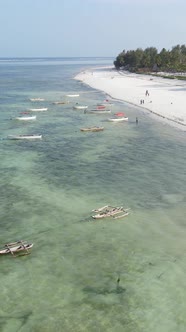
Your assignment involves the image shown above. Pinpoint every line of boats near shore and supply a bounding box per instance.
[7,94,129,139]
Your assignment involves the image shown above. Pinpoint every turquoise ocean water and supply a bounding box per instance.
[0,58,186,332]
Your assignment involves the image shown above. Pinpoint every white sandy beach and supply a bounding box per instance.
[75,66,186,130]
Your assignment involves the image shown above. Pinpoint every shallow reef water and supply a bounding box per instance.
[0,58,186,332]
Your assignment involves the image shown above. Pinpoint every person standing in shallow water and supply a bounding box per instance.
[136,117,138,124]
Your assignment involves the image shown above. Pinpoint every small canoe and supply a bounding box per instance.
[8,134,42,140]
[29,108,48,112]
[80,126,104,132]
[15,115,36,121]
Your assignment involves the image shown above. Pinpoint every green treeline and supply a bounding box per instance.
[114,45,186,73]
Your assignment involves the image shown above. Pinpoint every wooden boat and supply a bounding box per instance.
[92,206,124,219]
[15,115,36,121]
[92,206,130,219]
[29,108,48,112]
[92,205,110,212]
[0,240,33,257]
[73,105,88,110]
[8,134,42,140]
[113,212,130,219]
[53,101,69,105]
[29,98,45,101]
[66,94,79,97]
[80,126,104,132]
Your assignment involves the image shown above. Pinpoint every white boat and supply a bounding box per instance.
[108,112,128,122]
[73,105,88,110]
[66,94,79,97]
[8,134,42,140]
[108,117,128,122]
[0,241,33,256]
[86,109,111,114]
[29,98,45,101]
[15,115,36,121]
[29,108,48,112]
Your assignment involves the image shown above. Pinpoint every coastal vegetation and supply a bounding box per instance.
[114,45,186,76]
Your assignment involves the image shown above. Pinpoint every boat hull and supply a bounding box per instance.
[108,117,128,122]
[87,109,111,114]
[73,105,88,110]
[29,108,48,112]
[0,243,33,254]
[30,98,45,101]
[66,94,79,97]
[80,127,104,132]
[15,116,36,121]
[8,135,42,140]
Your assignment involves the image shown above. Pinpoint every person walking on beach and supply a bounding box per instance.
[145,90,149,96]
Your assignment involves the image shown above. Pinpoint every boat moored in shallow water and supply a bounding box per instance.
[108,112,128,122]
[29,98,45,101]
[73,104,88,110]
[15,115,36,121]
[86,109,111,114]
[8,134,42,140]
[29,108,48,112]
[80,126,104,132]
[66,94,79,97]
[92,206,130,219]
[0,240,34,257]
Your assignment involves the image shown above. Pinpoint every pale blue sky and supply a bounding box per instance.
[0,0,185,57]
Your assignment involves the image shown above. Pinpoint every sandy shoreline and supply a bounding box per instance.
[75,66,186,131]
